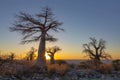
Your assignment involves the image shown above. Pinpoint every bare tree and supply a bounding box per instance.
[9,52,15,61]
[9,7,63,69]
[83,37,111,64]
[47,46,61,64]
[25,47,37,61]
[29,47,37,61]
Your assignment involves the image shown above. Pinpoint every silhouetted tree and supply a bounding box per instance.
[47,46,61,64]
[26,47,37,61]
[29,47,37,61]
[10,7,63,69]
[83,37,111,64]
[9,52,15,61]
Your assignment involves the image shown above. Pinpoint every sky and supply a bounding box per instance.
[0,0,120,59]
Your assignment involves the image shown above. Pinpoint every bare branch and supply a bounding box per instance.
[83,44,95,56]
[17,12,44,29]
[101,53,112,60]
[45,33,57,42]
[47,46,61,55]
[21,35,41,44]
[46,21,63,32]
[22,32,38,40]
[89,37,97,49]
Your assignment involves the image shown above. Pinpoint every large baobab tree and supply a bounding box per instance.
[46,46,61,64]
[83,37,111,64]
[9,7,63,68]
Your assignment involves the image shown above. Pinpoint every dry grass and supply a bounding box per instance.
[100,64,113,73]
[91,64,113,74]
[0,63,18,75]
[47,63,68,75]
[0,60,35,76]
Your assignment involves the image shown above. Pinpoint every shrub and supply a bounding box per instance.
[78,62,89,69]
[95,64,113,74]
[112,59,120,71]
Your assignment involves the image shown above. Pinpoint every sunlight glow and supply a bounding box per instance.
[45,53,50,60]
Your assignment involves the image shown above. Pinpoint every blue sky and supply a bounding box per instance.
[0,0,120,59]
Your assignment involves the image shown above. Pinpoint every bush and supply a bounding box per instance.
[77,62,89,69]
[95,64,113,74]
[112,59,120,71]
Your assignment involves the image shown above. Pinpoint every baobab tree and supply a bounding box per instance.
[83,37,111,64]
[9,7,63,69]
[46,46,61,64]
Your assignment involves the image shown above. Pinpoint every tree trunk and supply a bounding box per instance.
[94,56,101,64]
[35,33,46,69]
[50,54,54,64]
[95,48,101,64]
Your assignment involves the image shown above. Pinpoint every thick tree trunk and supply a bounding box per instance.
[35,33,46,69]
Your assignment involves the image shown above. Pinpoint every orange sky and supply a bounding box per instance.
[0,41,119,60]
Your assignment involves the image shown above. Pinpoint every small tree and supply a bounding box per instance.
[9,53,15,61]
[83,37,111,64]
[47,46,61,64]
[25,47,37,61]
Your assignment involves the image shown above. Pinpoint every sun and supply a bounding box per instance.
[45,53,50,60]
